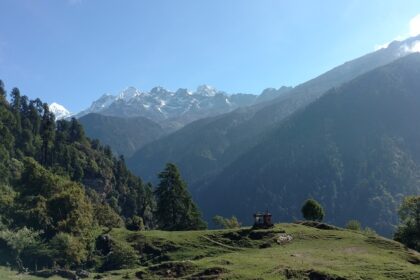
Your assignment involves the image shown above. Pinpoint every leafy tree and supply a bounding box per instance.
[212,215,241,229]
[345,220,362,231]
[155,163,206,231]
[394,196,420,251]
[0,227,42,271]
[301,199,325,222]
[93,202,124,229]
[17,158,94,238]
[48,233,88,267]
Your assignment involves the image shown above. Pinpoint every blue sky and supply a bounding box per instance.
[1,0,420,112]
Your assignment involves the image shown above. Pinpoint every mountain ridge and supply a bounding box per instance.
[195,53,420,235]
[127,35,420,188]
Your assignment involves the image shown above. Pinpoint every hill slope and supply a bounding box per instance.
[3,223,419,279]
[196,54,420,236]
[79,113,164,157]
[128,35,420,186]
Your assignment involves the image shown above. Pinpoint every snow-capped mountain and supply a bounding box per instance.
[49,102,72,120]
[76,85,258,128]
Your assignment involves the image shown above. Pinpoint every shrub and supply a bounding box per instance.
[301,199,324,222]
[101,239,138,271]
[126,215,144,231]
[212,215,241,229]
[345,220,361,231]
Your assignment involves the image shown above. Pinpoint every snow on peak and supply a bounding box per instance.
[75,84,259,124]
[118,86,143,100]
[49,102,71,120]
[195,85,218,96]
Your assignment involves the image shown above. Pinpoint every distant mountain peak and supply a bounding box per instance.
[75,85,262,127]
[117,86,143,100]
[49,102,71,120]
[195,85,218,96]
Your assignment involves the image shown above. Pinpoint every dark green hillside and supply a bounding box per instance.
[128,36,419,187]
[197,54,420,236]
[79,113,164,157]
[0,83,156,270]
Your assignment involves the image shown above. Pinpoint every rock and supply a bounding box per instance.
[276,234,293,244]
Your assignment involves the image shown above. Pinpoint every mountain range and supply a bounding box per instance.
[128,35,420,185]
[49,85,291,155]
[126,36,420,235]
[74,85,286,131]
[48,35,420,235]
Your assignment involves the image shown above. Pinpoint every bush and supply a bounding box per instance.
[101,239,138,271]
[126,216,144,231]
[345,220,361,231]
[212,215,241,229]
[363,227,377,236]
[48,233,88,268]
[301,199,324,222]
[94,203,124,229]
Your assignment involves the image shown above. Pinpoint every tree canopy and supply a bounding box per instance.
[301,199,325,222]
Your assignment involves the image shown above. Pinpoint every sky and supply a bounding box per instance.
[1,0,420,112]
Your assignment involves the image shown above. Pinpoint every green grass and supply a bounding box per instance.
[1,223,419,279]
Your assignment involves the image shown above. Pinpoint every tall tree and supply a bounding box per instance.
[0,80,6,102]
[394,196,420,251]
[155,163,206,231]
[39,103,55,165]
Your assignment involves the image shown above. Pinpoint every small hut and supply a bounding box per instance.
[253,210,273,229]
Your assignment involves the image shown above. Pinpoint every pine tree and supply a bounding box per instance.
[0,80,6,102]
[155,163,206,231]
[39,103,55,165]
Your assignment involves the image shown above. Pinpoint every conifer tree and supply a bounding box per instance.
[155,163,206,231]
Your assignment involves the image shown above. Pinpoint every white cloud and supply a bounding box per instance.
[401,40,420,54]
[409,14,420,36]
[373,14,420,50]
[374,42,390,51]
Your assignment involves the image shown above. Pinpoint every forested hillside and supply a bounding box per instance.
[0,82,157,270]
[196,54,420,236]
[79,113,164,157]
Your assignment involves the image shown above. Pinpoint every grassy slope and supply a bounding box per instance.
[1,223,419,280]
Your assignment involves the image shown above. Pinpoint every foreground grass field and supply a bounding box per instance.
[1,222,419,279]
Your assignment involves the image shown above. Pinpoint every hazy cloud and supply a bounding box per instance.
[374,14,420,50]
